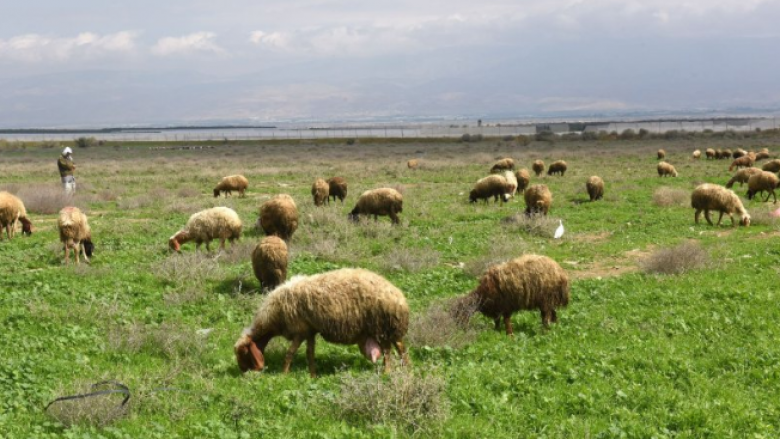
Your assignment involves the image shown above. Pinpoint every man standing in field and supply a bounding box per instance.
[58,147,76,195]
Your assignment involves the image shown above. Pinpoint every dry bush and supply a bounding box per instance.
[501,213,560,238]
[463,238,528,278]
[46,381,129,428]
[177,187,200,198]
[152,252,223,286]
[15,184,86,214]
[215,240,256,265]
[653,187,689,207]
[640,241,709,275]
[107,321,208,360]
[380,247,440,273]
[747,209,780,228]
[117,195,154,210]
[0,183,21,194]
[333,367,449,435]
[406,299,477,349]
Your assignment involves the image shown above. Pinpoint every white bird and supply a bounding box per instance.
[554,219,564,239]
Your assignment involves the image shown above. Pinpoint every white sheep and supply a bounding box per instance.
[57,207,94,264]
[169,206,242,252]
[691,183,750,227]
[349,188,403,224]
[0,191,33,240]
[747,171,780,203]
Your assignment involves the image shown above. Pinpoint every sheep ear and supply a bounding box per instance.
[248,340,264,370]
[236,338,264,372]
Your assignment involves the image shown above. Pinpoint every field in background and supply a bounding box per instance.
[1,135,780,438]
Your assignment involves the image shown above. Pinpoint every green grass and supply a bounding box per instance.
[2,137,780,438]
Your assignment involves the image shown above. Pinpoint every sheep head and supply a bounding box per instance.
[83,237,94,258]
[168,230,189,252]
[740,213,751,227]
[213,188,221,198]
[468,190,478,203]
[19,217,33,236]
[347,208,361,222]
[234,334,265,372]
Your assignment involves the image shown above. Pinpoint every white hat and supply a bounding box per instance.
[62,147,73,156]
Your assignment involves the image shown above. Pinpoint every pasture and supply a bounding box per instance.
[1,135,780,438]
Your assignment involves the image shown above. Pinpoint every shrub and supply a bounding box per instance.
[406,299,477,349]
[46,381,129,428]
[653,187,689,208]
[640,241,709,275]
[460,133,471,143]
[619,129,637,140]
[380,247,440,273]
[15,184,85,214]
[516,134,532,145]
[75,137,98,148]
[152,252,223,286]
[501,213,560,238]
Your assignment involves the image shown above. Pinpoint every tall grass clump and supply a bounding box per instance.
[501,213,560,238]
[641,241,709,275]
[653,187,689,207]
[152,252,223,286]
[46,381,129,428]
[380,247,440,273]
[406,299,477,349]
[15,184,86,214]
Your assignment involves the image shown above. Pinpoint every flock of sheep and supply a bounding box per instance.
[0,143,775,376]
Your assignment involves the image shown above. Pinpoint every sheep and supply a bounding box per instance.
[311,178,330,206]
[259,194,299,241]
[327,177,348,203]
[0,191,33,240]
[515,169,530,194]
[692,150,701,159]
[234,268,410,376]
[763,160,780,173]
[747,171,780,203]
[57,207,94,265]
[213,175,249,198]
[657,149,666,160]
[407,159,419,169]
[586,176,604,201]
[719,149,732,160]
[657,162,678,177]
[705,148,716,159]
[547,160,567,176]
[451,254,570,334]
[524,184,552,216]
[490,158,515,173]
[755,151,771,161]
[729,154,755,171]
[532,160,545,177]
[349,188,403,224]
[691,183,750,227]
[169,206,242,252]
[732,149,747,159]
[726,167,762,188]
[252,236,288,293]
[469,175,511,204]
[503,171,518,196]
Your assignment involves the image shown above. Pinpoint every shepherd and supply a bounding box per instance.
[58,147,76,195]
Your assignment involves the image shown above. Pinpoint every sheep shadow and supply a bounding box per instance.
[214,276,260,296]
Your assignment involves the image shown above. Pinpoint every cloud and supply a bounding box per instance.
[151,32,224,56]
[249,31,289,49]
[0,31,138,62]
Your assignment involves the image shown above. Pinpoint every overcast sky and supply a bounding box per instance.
[1,0,779,127]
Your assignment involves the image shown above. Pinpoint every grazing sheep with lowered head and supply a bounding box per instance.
[169,206,242,252]
[327,177,348,203]
[213,175,249,198]
[58,207,94,264]
[524,184,552,216]
[732,149,747,159]
[0,191,33,240]
[726,167,762,188]
[259,194,299,241]
[515,169,530,194]
[252,236,288,292]
[705,148,716,160]
[719,149,732,160]
[586,176,604,201]
[755,151,771,161]
[311,178,329,206]
[747,171,780,203]
[657,149,666,160]
[729,154,755,171]
[657,162,678,177]
[407,159,419,169]
[234,268,410,376]
[762,160,780,173]
[452,254,570,334]
[490,158,515,173]
[532,160,545,177]
[503,171,518,197]
[692,150,701,159]
[547,160,567,176]
[469,175,511,204]
[691,184,750,227]
[349,188,403,224]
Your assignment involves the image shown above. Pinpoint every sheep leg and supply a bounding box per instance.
[716,211,724,226]
[74,242,80,265]
[493,318,501,331]
[63,244,70,265]
[282,337,304,374]
[503,315,514,336]
[81,243,90,264]
[551,309,558,323]
[704,210,714,226]
[694,209,702,224]
[219,238,226,252]
[306,335,317,378]
[382,344,393,373]
[390,211,399,225]
[394,341,410,366]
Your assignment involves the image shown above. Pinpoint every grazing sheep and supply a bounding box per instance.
[452,255,570,333]
[515,169,530,194]
[657,162,678,177]
[586,176,604,201]
[349,188,404,224]
[762,160,780,173]
[719,149,732,160]
[469,175,512,204]
[259,194,299,241]
[657,149,666,160]
[57,207,94,265]
[407,159,419,169]
[234,268,410,376]
[692,150,701,159]
[729,155,755,171]
[252,236,288,292]
[311,178,330,206]
[755,151,771,161]
[705,148,716,160]
[524,184,552,216]
[547,160,567,176]
[169,206,243,252]
[732,149,747,159]
[691,183,750,227]
[0,191,33,240]
[503,171,518,196]
[726,167,762,188]
[747,171,780,203]
[327,177,348,203]
[213,175,249,198]
[490,158,515,173]
[532,160,545,177]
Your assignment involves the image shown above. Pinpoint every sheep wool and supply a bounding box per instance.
[657,149,666,160]
[311,178,330,206]
[547,160,567,176]
[252,236,288,292]
[0,191,33,240]
[407,159,419,169]
[692,150,701,159]
[515,169,530,194]
[706,148,716,160]
[234,268,410,376]
[762,160,780,173]
[747,171,780,203]
[726,167,762,188]
[503,171,518,196]
[691,183,750,227]
[349,188,404,224]
[453,254,570,334]
[586,176,604,201]
[169,206,242,252]
[532,160,545,177]
[732,149,746,159]
[524,184,552,216]
[213,175,249,198]
[326,177,348,203]
[729,155,755,171]
[490,158,515,173]
[57,207,93,264]
[469,175,511,204]
[755,151,771,161]
[259,194,299,241]
[657,162,678,177]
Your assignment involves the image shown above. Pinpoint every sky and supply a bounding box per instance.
[1,0,779,127]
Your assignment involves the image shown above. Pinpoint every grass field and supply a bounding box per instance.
[2,135,780,438]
